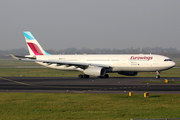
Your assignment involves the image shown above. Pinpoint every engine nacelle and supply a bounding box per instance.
[118,71,138,76]
[84,67,106,77]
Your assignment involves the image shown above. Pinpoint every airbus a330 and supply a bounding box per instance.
[11,31,176,79]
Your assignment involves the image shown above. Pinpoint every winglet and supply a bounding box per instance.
[10,54,20,60]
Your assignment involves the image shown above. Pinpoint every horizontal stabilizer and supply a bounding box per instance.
[10,54,36,60]
[10,54,19,60]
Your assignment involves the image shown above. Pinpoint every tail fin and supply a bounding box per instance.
[23,31,50,55]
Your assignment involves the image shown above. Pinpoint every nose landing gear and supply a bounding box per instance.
[156,71,160,79]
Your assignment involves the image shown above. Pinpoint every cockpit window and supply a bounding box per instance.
[164,59,172,61]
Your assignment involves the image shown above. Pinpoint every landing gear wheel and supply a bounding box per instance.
[78,74,83,78]
[156,71,160,79]
[104,74,109,78]
[78,74,90,79]
[84,75,90,78]
[98,74,109,78]
[156,75,160,79]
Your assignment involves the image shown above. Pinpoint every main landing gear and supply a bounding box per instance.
[78,74,90,78]
[98,74,109,78]
[156,71,160,79]
[78,74,109,79]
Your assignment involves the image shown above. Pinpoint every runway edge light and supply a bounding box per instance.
[165,79,168,83]
[129,92,133,96]
[144,92,149,97]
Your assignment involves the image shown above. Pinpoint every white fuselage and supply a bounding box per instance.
[35,54,176,73]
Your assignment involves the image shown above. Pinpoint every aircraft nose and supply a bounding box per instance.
[171,61,176,67]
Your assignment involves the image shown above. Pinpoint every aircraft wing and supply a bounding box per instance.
[10,54,110,69]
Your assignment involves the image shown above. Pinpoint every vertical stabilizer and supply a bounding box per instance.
[23,31,50,56]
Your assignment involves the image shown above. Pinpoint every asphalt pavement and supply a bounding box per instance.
[0,77,180,94]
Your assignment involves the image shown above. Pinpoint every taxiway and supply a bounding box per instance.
[0,77,180,94]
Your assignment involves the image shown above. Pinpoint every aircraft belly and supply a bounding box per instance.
[150,66,173,71]
[112,66,152,72]
[112,66,172,72]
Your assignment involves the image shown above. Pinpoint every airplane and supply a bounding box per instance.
[11,31,176,79]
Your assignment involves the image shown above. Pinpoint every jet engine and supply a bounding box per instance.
[84,67,106,77]
[118,71,138,76]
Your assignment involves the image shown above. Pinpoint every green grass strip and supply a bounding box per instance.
[0,93,180,120]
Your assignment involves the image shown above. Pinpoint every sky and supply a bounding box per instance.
[0,0,180,50]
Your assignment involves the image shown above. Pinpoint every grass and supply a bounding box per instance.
[0,68,179,77]
[0,68,82,77]
[0,93,180,120]
[174,60,180,66]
